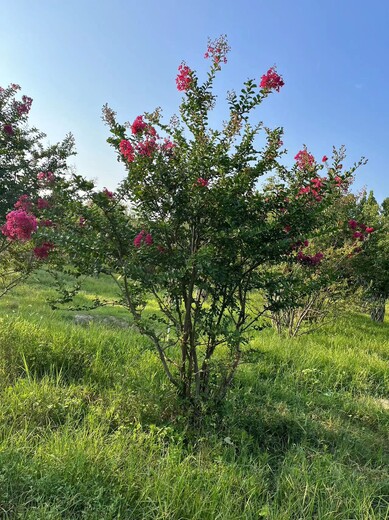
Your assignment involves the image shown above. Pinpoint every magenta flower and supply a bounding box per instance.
[33,242,54,259]
[196,177,209,187]
[103,188,114,199]
[176,63,193,91]
[131,116,147,135]
[136,138,158,157]
[295,149,315,170]
[3,124,14,135]
[259,67,284,92]
[134,230,153,248]
[1,209,37,241]
[14,195,32,212]
[37,198,50,210]
[37,171,55,184]
[119,140,135,163]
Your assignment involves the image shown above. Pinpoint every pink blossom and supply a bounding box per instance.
[131,116,147,135]
[136,138,157,157]
[79,217,86,227]
[353,231,364,240]
[322,155,328,162]
[334,175,343,187]
[204,35,230,67]
[298,186,311,196]
[365,227,374,234]
[103,188,114,199]
[134,230,153,248]
[310,177,323,190]
[119,140,135,163]
[259,67,284,92]
[37,171,55,184]
[348,220,358,230]
[297,250,324,266]
[1,209,37,241]
[33,242,54,259]
[295,149,315,170]
[195,177,209,187]
[144,233,153,245]
[15,95,33,116]
[37,198,50,210]
[161,138,176,153]
[39,219,53,227]
[3,124,13,135]
[14,195,32,212]
[176,63,193,91]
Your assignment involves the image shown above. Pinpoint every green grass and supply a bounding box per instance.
[0,271,388,519]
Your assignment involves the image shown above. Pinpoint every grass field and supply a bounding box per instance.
[0,271,388,519]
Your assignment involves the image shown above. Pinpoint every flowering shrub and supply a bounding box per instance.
[0,84,75,298]
[48,36,366,412]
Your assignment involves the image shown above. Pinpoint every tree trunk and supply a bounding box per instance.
[370,295,386,323]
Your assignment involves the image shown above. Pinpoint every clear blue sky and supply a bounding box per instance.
[2,0,388,201]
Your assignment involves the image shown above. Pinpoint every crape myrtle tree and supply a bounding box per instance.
[43,37,360,410]
[348,192,389,322]
[268,159,369,336]
[0,84,75,297]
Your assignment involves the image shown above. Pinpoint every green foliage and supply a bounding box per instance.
[348,192,389,321]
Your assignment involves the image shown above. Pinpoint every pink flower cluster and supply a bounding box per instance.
[136,138,158,157]
[37,171,55,184]
[297,177,325,202]
[134,230,153,248]
[131,115,157,137]
[33,242,54,259]
[259,67,284,92]
[103,188,114,199]
[348,220,374,241]
[176,63,193,92]
[37,198,50,210]
[1,209,37,241]
[291,239,309,251]
[161,138,176,153]
[3,124,14,136]
[204,35,230,67]
[297,250,324,266]
[195,177,208,187]
[119,140,135,163]
[120,132,175,163]
[14,195,32,212]
[14,95,33,116]
[295,149,315,170]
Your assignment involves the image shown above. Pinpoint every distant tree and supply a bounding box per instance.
[0,83,75,297]
[349,192,389,322]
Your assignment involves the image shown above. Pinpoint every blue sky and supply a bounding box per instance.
[1,0,388,201]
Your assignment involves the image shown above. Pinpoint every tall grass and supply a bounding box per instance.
[0,272,388,518]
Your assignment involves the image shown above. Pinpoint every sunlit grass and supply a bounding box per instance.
[0,272,388,518]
